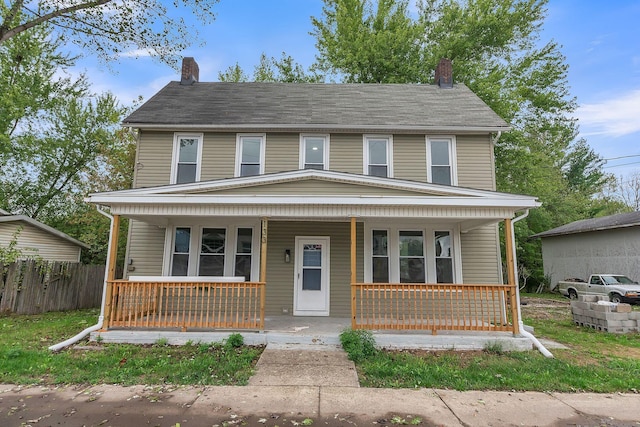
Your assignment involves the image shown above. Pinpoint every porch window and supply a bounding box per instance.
[300,135,329,170]
[171,227,191,276]
[236,134,265,177]
[366,225,459,284]
[198,228,225,276]
[435,231,453,283]
[427,137,456,185]
[364,136,393,177]
[399,231,425,283]
[234,228,253,280]
[171,134,203,184]
[372,230,389,282]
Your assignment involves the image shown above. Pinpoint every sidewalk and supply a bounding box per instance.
[1,345,638,427]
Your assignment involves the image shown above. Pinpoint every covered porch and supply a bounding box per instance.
[89,170,539,339]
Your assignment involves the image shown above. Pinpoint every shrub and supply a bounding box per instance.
[340,329,377,362]
[225,333,244,348]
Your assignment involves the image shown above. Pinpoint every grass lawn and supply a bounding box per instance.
[0,309,263,385]
[345,293,640,392]
[2,295,640,391]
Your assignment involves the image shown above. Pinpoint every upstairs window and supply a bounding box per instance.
[364,136,393,177]
[171,134,203,184]
[236,134,265,177]
[427,137,456,185]
[300,135,329,170]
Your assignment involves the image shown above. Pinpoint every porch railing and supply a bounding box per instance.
[351,283,519,334]
[104,280,266,330]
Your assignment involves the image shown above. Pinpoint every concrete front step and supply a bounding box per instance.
[248,344,360,387]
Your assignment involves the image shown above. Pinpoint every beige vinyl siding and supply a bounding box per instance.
[460,224,502,283]
[265,221,364,317]
[265,133,299,173]
[329,134,362,174]
[125,220,166,277]
[134,131,173,188]
[0,222,81,262]
[201,133,235,180]
[393,134,427,181]
[456,135,495,190]
[208,181,426,196]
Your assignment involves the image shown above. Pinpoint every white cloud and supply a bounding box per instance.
[577,89,640,137]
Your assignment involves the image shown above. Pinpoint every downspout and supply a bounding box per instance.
[510,209,554,358]
[49,206,113,351]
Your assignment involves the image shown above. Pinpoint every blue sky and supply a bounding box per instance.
[73,0,640,179]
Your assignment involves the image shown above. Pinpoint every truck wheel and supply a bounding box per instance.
[610,294,622,304]
[568,289,578,300]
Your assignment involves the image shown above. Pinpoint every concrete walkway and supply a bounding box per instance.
[1,345,638,426]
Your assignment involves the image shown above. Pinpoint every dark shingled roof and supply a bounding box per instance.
[123,82,509,130]
[531,211,640,239]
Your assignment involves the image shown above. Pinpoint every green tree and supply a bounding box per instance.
[219,52,323,83]
[1,23,135,264]
[0,0,218,65]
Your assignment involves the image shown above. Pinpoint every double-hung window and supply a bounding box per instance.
[364,136,393,177]
[169,225,257,280]
[300,135,329,170]
[366,225,458,284]
[171,134,203,184]
[236,134,265,177]
[427,137,456,185]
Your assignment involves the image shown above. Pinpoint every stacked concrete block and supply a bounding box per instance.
[570,295,639,334]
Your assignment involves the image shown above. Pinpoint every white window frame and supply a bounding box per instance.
[363,135,393,178]
[364,222,463,284]
[163,221,260,280]
[170,133,203,184]
[426,136,457,186]
[299,134,330,170]
[235,133,266,177]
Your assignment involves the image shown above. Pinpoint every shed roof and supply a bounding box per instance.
[0,215,90,249]
[531,211,640,239]
[123,82,509,132]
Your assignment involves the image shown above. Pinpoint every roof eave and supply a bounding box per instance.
[121,123,511,134]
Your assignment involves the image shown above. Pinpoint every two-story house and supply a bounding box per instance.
[88,58,539,337]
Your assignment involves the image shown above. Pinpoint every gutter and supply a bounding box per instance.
[49,206,113,352]
[510,209,554,358]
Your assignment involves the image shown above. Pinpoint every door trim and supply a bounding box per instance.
[293,236,330,316]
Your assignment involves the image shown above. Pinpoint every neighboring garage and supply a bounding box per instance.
[531,211,640,289]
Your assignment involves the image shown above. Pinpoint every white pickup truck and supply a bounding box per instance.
[557,274,640,304]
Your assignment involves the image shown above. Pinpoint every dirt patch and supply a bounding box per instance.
[520,296,572,321]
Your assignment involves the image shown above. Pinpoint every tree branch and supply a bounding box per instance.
[0,0,112,44]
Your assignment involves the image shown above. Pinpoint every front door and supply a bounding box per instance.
[294,237,330,316]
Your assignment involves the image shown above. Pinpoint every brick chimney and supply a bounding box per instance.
[181,57,199,85]
[434,58,453,88]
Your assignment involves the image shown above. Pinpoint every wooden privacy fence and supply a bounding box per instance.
[0,261,104,314]
[105,280,266,330]
[351,283,519,334]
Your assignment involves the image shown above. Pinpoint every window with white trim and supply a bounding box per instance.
[198,228,226,276]
[372,229,389,283]
[171,227,191,276]
[434,231,453,283]
[366,225,458,284]
[427,137,456,185]
[171,134,203,184]
[300,135,329,170]
[399,230,426,283]
[364,136,392,177]
[168,225,257,280]
[236,134,265,177]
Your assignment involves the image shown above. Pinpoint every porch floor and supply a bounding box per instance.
[91,316,536,351]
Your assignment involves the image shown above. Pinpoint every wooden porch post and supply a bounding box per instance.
[102,214,120,330]
[259,218,268,329]
[504,217,520,335]
[350,216,357,329]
